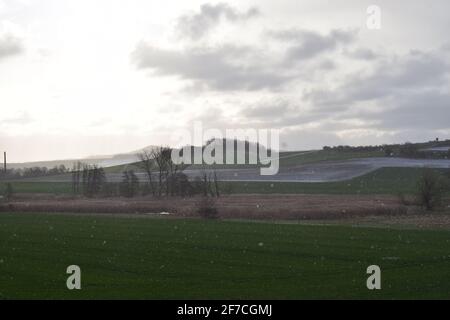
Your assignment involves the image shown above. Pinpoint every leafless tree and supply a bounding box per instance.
[417,169,445,210]
[139,146,188,197]
[198,169,220,198]
[137,150,156,196]
[80,165,106,198]
[151,147,166,197]
[71,161,83,194]
[213,170,220,198]
[120,170,139,198]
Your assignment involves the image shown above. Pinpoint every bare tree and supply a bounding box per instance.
[71,161,83,194]
[213,170,220,198]
[80,165,106,198]
[139,146,191,198]
[417,169,445,210]
[120,170,139,198]
[137,150,156,196]
[197,169,220,198]
[201,171,208,197]
[150,146,188,197]
[161,148,172,196]
[151,147,166,197]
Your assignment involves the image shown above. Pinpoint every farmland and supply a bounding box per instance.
[3,167,450,196]
[1,151,450,300]
[1,213,450,299]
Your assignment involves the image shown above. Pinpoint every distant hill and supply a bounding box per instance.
[5,145,159,170]
[5,138,448,171]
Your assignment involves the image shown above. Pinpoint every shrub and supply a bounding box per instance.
[417,169,446,210]
[197,196,218,219]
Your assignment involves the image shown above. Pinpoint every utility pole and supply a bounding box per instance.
[3,152,6,172]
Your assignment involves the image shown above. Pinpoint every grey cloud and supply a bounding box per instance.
[300,48,450,136]
[344,51,448,103]
[280,127,344,151]
[242,100,291,119]
[238,99,328,129]
[269,29,355,61]
[345,48,378,60]
[306,50,449,109]
[239,48,450,135]
[132,28,357,92]
[176,3,260,40]
[0,34,23,60]
[368,91,450,130]
[132,42,292,91]
[317,59,336,70]
[135,20,361,93]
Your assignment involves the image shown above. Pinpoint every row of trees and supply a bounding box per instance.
[0,165,69,180]
[136,147,220,198]
[71,163,106,197]
[395,143,450,159]
[322,145,383,153]
[323,141,450,159]
[68,147,221,199]
[137,147,183,197]
[322,143,424,156]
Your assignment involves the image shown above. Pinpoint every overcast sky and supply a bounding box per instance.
[1,0,449,162]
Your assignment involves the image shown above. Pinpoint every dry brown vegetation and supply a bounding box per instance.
[0,193,413,220]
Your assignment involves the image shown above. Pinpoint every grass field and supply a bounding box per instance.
[275,150,385,167]
[0,181,72,194]
[3,167,449,196]
[1,213,450,299]
[104,150,385,173]
[222,167,450,195]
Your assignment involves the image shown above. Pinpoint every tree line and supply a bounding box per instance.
[71,162,106,197]
[0,165,69,180]
[69,147,221,199]
[323,141,450,159]
[136,146,220,198]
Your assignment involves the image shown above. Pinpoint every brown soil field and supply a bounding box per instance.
[0,194,413,220]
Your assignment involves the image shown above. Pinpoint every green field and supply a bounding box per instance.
[3,167,449,196]
[222,167,450,195]
[104,150,385,173]
[1,213,450,299]
[0,181,72,194]
[275,150,384,167]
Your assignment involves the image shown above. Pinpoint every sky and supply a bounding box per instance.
[1,0,450,162]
